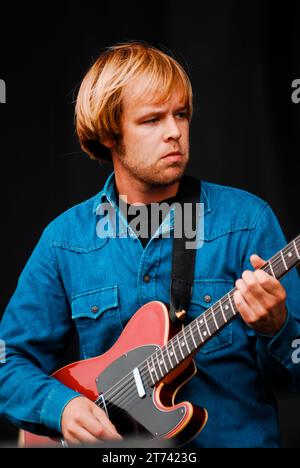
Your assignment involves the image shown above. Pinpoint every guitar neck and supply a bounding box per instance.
[145,234,300,385]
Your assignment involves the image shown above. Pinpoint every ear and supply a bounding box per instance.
[101,138,114,149]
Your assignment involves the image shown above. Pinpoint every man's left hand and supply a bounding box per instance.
[233,254,287,336]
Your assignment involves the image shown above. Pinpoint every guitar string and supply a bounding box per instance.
[94,262,300,418]
[93,291,293,416]
[93,244,300,418]
[92,242,300,415]
[94,285,276,415]
[92,286,241,411]
[92,240,300,416]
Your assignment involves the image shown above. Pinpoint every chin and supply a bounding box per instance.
[150,169,185,186]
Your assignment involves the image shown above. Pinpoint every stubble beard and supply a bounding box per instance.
[116,140,189,187]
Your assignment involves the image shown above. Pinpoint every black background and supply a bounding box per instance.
[0,0,299,447]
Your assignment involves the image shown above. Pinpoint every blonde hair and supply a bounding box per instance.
[75,41,193,162]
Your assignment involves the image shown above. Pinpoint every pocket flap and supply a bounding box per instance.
[189,279,233,354]
[190,279,233,308]
[71,285,118,320]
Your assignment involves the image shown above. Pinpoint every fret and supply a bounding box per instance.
[196,318,204,343]
[223,298,231,320]
[284,247,296,269]
[268,260,275,277]
[156,351,165,377]
[147,359,155,385]
[165,344,174,370]
[150,355,159,382]
[227,292,236,315]
[182,328,191,354]
[159,349,169,374]
[200,322,208,338]
[203,313,211,336]
[271,252,283,278]
[208,311,218,334]
[280,250,288,271]
[293,240,300,260]
[198,315,208,338]
[262,262,270,275]
[177,334,186,359]
[219,300,228,323]
[213,304,224,328]
[188,324,198,349]
[211,306,220,330]
[171,338,179,365]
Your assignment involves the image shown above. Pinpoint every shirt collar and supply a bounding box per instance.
[93,171,117,214]
[93,171,212,216]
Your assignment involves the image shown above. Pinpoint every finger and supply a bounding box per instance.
[88,414,122,441]
[233,290,256,323]
[65,426,104,446]
[79,412,113,440]
[92,407,122,440]
[253,269,287,300]
[63,433,81,446]
[243,269,279,304]
[250,254,266,269]
[236,272,271,312]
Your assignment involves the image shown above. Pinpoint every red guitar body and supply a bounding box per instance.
[23,301,207,447]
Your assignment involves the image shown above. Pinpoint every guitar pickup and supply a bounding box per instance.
[133,367,146,398]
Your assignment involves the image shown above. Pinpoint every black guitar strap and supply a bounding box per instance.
[169,175,201,325]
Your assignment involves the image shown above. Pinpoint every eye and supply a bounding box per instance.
[176,111,188,119]
[143,117,159,124]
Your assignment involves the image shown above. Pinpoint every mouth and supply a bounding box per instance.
[162,151,183,162]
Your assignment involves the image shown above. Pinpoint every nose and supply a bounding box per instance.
[163,116,182,141]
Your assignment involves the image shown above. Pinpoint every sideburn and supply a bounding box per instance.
[114,135,126,156]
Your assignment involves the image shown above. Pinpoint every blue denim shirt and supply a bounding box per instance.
[1,171,300,448]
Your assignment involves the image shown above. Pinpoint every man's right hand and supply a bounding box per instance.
[61,396,123,445]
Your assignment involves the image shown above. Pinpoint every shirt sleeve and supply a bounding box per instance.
[242,202,300,392]
[0,226,82,436]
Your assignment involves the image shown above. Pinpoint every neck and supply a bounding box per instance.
[144,234,300,386]
[114,171,180,205]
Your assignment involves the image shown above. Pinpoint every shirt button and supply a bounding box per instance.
[204,294,212,303]
[91,305,99,313]
[143,275,151,283]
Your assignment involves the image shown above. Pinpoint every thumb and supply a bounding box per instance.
[250,254,266,270]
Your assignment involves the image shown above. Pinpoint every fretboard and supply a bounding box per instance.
[145,234,300,386]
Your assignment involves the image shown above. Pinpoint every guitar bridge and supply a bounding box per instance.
[97,393,108,417]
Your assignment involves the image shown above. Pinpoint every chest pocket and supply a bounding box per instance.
[188,279,233,355]
[71,285,123,358]
[71,285,119,319]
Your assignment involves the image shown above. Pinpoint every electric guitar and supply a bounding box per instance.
[23,234,300,447]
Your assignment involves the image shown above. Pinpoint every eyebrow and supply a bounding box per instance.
[137,106,188,120]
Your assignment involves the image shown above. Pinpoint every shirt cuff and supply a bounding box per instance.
[40,382,82,433]
[256,310,299,366]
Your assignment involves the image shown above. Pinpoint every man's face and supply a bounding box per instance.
[111,79,190,187]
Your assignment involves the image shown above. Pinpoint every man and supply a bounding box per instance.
[0,41,300,448]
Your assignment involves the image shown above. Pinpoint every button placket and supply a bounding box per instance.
[138,245,160,304]
[143,275,151,283]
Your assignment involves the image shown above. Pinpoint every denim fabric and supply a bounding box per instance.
[0,171,300,447]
